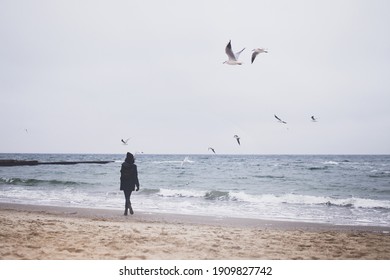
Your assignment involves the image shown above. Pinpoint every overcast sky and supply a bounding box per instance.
[1,0,390,154]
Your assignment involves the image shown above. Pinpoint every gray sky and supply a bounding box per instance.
[1,0,390,154]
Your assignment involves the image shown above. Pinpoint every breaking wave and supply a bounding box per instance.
[0,177,82,187]
[139,187,390,210]
[368,171,390,178]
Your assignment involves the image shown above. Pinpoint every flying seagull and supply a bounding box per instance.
[208,147,216,154]
[251,48,268,64]
[224,40,245,65]
[121,138,130,145]
[311,116,318,122]
[274,115,287,124]
[181,156,191,167]
[234,135,241,145]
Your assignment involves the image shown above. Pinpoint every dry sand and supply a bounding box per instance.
[1,203,389,260]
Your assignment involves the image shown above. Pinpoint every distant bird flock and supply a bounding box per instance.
[220,40,319,154]
[21,38,318,156]
[120,40,320,154]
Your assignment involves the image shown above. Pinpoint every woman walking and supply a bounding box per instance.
[120,152,140,215]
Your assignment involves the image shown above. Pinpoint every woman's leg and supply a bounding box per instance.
[128,191,134,215]
[123,189,131,215]
[123,189,133,215]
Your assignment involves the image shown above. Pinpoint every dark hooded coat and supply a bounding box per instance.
[120,155,139,191]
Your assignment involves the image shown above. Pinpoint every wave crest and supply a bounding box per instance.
[140,186,390,210]
[204,190,230,200]
[0,177,81,187]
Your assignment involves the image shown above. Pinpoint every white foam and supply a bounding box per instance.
[158,188,205,198]
[323,161,339,165]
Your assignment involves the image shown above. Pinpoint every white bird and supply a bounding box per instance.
[121,138,130,145]
[234,135,241,145]
[181,156,192,167]
[224,40,245,65]
[251,48,268,64]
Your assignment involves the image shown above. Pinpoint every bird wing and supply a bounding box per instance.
[275,115,286,124]
[225,40,236,61]
[251,52,258,64]
[234,48,245,59]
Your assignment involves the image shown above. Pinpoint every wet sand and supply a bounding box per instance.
[1,203,389,260]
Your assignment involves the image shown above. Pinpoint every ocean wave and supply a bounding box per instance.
[0,177,82,187]
[308,166,329,171]
[205,190,230,200]
[320,201,353,208]
[139,188,160,195]
[368,171,390,178]
[258,193,390,210]
[142,187,390,210]
[253,175,285,179]
[323,161,339,165]
[157,188,204,198]
[320,197,390,210]
[152,158,195,165]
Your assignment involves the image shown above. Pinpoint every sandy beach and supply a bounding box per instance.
[0,203,389,260]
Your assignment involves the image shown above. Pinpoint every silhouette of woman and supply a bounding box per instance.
[120,152,140,215]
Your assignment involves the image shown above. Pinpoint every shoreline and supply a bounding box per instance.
[1,202,389,232]
[1,202,390,260]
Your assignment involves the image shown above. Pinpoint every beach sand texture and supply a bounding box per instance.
[1,204,389,260]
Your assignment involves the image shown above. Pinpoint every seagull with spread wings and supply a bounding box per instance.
[234,135,241,145]
[251,48,268,64]
[223,40,245,65]
[121,138,130,145]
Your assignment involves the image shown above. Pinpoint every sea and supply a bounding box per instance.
[1,153,390,227]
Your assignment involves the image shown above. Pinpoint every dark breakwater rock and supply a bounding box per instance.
[0,159,114,167]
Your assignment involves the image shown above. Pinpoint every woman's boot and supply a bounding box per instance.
[129,203,134,215]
